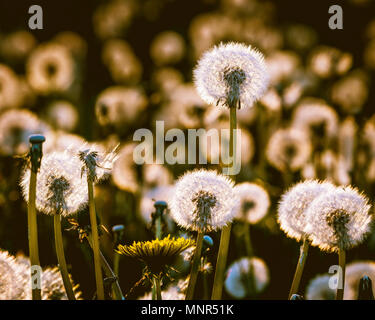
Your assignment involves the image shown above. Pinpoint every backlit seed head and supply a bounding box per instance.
[278,180,336,241]
[20,151,88,216]
[193,42,268,109]
[266,128,312,172]
[304,186,372,252]
[344,261,375,300]
[234,182,270,224]
[305,274,335,300]
[225,257,269,299]
[169,169,239,232]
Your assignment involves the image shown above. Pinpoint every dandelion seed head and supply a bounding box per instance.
[278,180,336,241]
[225,257,269,299]
[0,64,23,110]
[0,250,25,300]
[305,274,335,300]
[169,169,239,232]
[304,186,372,252]
[20,151,88,216]
[266,128,312,172]
[234,182,270,224]
[193,42,268,109]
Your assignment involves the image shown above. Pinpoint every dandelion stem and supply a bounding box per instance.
[336,249,346,300]
[86,235,124,300]
[243,223,254,257]
[186,231,204,300]
[288,237,309,299]
[87,177,105,300]
[202,257,209,300]
[155,216,162,239]
[152,277,162,300]
[212,105,237,300]
[53,214,76,300]
[28,170,41,300]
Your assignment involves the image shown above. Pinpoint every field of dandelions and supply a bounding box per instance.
[1,0,375,301]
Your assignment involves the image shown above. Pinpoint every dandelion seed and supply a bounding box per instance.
[224,257,269,299]
[193,42,268,109]
[20,151,88,217]
[304,186,372,252]
[234,182,270,224]
[278,180,336,241]
[305,274,335,300]
[266,128,312,172]
[169,169,239,232]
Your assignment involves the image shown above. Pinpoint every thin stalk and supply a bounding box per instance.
[152,277,162,300]
[86,235,124,300]
[155,216,162,239]
[54,215,76,300]
[87,177,105,300]
[28,171,41,300]
[288,237,309,299]
[186,231,204,300]
[336,249,346,300]
[243,223,253,257]
[212,105,237,300]
[202,257,209,300]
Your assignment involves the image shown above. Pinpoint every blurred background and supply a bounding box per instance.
[1,0,375,299]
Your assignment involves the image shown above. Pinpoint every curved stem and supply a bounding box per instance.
[86,235,124,300]
[87,177,105,300]
[336,249,346,300]
[288,237,309,299]
[54,215,76,300]
[185,231,204,300]
[28,171,41,300]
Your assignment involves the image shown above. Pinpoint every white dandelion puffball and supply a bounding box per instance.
[193,42,269,109]
[278,180,336,241]
[225,257,269,299]
[304,186,372,252]
[266,128,312,172]
[306,274,335,300]
[169,169,239,232]
[20,151,88,216]
[344,261,375,300]
[234,182,270,224]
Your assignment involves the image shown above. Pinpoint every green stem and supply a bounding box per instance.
[54,215,76,300]
[243,223,253,257]
[336,249,346,300]
[288,237,309,299]
[86,235,124,300]
[186,231,204,300]
[87,177,105,300]
[28,171,41,300]
[152,277,162,300]
[202,257,209,300]
[155,216,162,239]
[212,105,237,300]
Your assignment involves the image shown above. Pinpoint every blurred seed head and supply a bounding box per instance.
[266,128,312,172]
[150,31,186,66]
[278,180,336,241]
[102,39,142,85]
[306,274,335,300]
[0,109,50,156]
[45,100,79,132]
[345,261,375,300]
[169,169,239,232]
[285,24,317,51]
[225,257,269,299]
[0,30,36,64]
[26,43,75,95]
[95,86,148,133]
[43,131,86,154]
[304,186,372,252]
[234,182,270,224]
[53,31,87,60]
[20,151,88,216]
[331,70,369,114]
[151,67,184,95]
[143,164,173,189]
[193,42,269,109]
[266,50,300,85]
[0,64,24,110]
[292,98,338,140]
